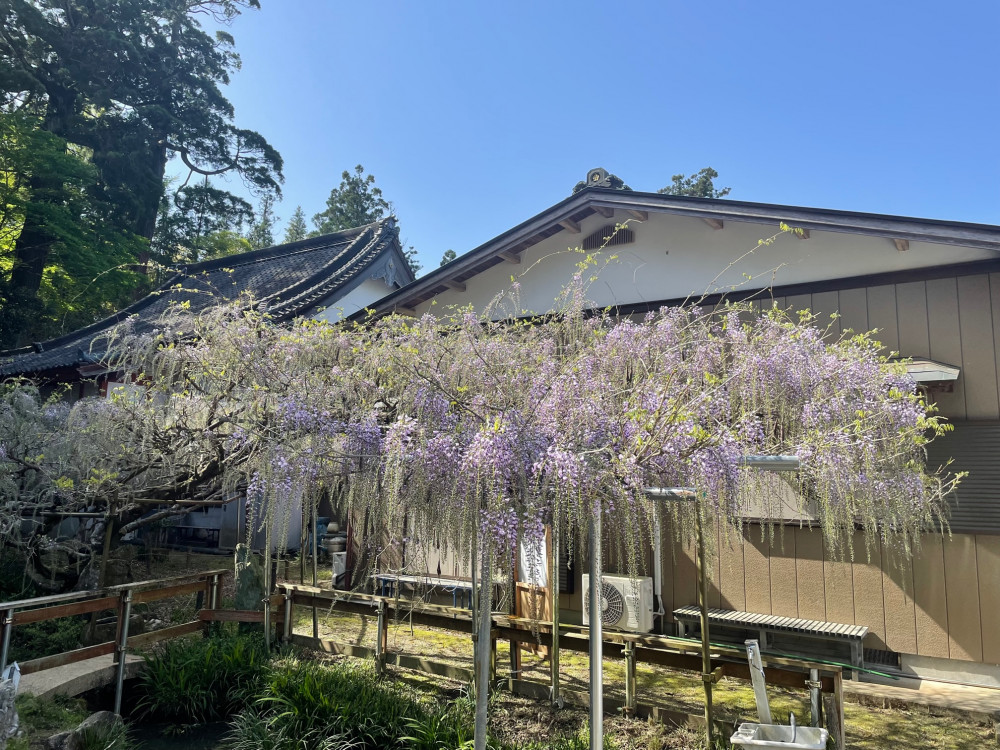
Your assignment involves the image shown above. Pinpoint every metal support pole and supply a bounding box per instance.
[113,590,133,715]
[746,639,772,724]
[209,574,220,611]
[283,593,293,643]
[588,512,603,750]
[695,509,714,748]
[0,608,13,676]
[809,668,822,727]
[311,506,319,640]
[550,523,562,708]
[375,599,387,674]
[471,534,478,682]
[624,641,637,717]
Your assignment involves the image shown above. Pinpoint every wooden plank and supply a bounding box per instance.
[851,532,886,649]
[976,535,1000,665]
[743,528,772,614]
[19,641,116,676]
[129,621,203,647]
[794,528,825,622]
[443,280,466,292]
[770,530,797,618]
[943,534,983,661]
[133,580,209,604]
[719,533,747,612]
[865,284,898,353]
[926,277,966,419]
[895,281,930,358]
[957,274,1000,419]
[0,569,229,611]
[593,206,614,218]
[837,287,869,337]
[13,596,119,625]
[880,544,917,655]
[559,218,581,233]
[893,238,910,253]
[391,653,473,682]
[198,609,266,623]
[497,250,521,264]
[823,545,855,627]
[810,291,841,341]
[702,218,724,230]
[912,535,950,658]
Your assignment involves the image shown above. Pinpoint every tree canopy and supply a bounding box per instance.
[0,0,282,347]
[312,165,390,236]
[659,167,731,198]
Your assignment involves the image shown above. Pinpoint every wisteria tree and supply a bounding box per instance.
[0,266,957,746]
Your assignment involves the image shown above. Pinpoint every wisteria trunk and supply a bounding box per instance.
[474,540,493,750]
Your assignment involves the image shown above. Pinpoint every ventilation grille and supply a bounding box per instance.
[864,647,901,671]
[582,224,635,251]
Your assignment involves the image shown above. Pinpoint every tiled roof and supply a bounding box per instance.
[0,220,401,377]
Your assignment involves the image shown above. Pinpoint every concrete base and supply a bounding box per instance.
[16,655,145,700]
[899,654,1000,689]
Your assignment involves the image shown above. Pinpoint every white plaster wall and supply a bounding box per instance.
[314,277,396,322]
[414,211,997,316]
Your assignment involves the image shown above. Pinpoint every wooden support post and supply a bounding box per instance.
[833,670,845,749]
[375,600,388,675]
[624,641,637,717]
[695,509,714,749]
[550,524,562,708]
[113,589,133,715]
[0,608,13,675]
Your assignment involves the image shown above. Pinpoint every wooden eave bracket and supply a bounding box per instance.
[795,228,811,240]
[701,218,724,230]
[394,306,418,317]
[593,206,615,218]
[559,218,581,233]
[444,279,466,292]
[498,250,522,264]
[893,238,909,252]
[626,209,648,221]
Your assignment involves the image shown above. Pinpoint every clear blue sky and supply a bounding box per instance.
[199,1,1000,273]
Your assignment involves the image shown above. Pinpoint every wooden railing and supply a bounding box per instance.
[276,582,847,747]
[0,569,259,713]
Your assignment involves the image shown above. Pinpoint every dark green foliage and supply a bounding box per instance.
[8,616,86,664]
[246,194,278,250]
[76,720,136,750]
[13,693,88,735]
[137,634,269,723]
[282,206,309,244]
[658,167,731,199]
[439,249,457,267]
[312,165,390,237]
[0,0,282,347]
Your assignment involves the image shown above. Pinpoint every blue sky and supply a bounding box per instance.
[198,1,1000,273]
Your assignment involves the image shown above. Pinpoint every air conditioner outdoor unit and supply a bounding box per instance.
[582,574,654,633]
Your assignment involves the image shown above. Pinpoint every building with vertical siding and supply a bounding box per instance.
[361,178,1000,686]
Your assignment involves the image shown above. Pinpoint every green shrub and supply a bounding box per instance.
[77,721,136,750]
[138,633,269,722]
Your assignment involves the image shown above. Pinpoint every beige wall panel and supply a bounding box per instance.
[912,535,950,658]
[810,290,841,340]
[976,535,1000,665]
[926,277,967,419]
[852,532,887,648]
[794,528,826,621]
[943,534,983,661]
[658,520,675,625]
[866,285,898,353]
[769,529,798,618]
[895,281,930,359]
[880,545,917,655]
[956,275,999,419]
[823,551,856,626]
[837,288,869,337]
[672,537,699,611]
[718,529,747,611]
[785,294,812,319]
[743,529,772,614]
[709,522,723,609]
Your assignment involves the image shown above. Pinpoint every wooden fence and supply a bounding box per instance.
[277,582,847,747]
[0,573,847,747]
[0,569,280,713]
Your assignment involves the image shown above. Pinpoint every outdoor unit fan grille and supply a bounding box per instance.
[583,581,626,626]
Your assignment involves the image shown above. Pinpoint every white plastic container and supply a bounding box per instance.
[730,722,829,749]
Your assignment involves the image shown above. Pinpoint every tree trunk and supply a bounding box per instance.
[474,540,492,750]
